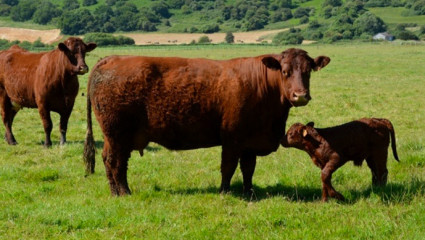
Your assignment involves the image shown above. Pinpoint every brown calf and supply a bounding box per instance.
[84,48,330,196]
[0,37,96,146]
[281,118,399,201]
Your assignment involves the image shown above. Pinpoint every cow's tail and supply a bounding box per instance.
[383,119,399,162]
[83,86,96,175]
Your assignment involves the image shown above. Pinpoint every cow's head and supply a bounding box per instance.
[281,122,320,149]
[58,37,97,75]
[262,48,330,107]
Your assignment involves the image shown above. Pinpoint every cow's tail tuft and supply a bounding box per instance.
[83,87,96,175]
[384,119,399,162]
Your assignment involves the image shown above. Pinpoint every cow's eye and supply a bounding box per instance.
[282,70,288,76]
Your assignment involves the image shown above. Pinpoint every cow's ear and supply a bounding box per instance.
[86,43,97,52]
[262,57,281,70]
[306,122,314,127]
[313,56,330,71]
[58,43,70,53]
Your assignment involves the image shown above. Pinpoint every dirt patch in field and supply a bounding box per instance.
[0,27,62,44]
[122,29,287,45]
[0,27,289,45]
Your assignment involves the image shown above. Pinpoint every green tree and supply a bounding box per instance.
[273,28,304,45]
[63,0,79,11]
[225,32,234,43]
[353,12,386,36]
[10,0,37,21]
[0,4,11,16]
[322,0,342,7]
[33,1,61,25]
[83,0,98,7]
[1,0,18,6]
[151,1,171,18]
[59,9,95,35]
[396,30,419,40]
[198,35,211,44]
[112,2,140,31]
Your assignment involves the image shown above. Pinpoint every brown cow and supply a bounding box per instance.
[84,48,330,196]
[281,118,399,201]
[0,37,96,146]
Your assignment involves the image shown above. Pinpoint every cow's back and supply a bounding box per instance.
[0,49,46,107]
[89,55,286,152]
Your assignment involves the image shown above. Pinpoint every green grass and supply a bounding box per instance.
[369,7,425,25]
[0,43,424,239]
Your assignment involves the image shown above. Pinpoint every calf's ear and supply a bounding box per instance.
[262,57,281,70]
[306,122,315,127]
[86,43,97,52]
[302,128,308,137]
[313,56,330,71]
[58,43,70,53]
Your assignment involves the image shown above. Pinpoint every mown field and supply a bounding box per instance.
[0,43,424,239]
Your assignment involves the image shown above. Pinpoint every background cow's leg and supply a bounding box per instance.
[321,158,345,201]
[59,110,72,145]
[220,147,240,193]
[38,106,53,147]
[103,138,132,196]
[0,93,18,145]
[240,152,256,194]
[367,150,388,186]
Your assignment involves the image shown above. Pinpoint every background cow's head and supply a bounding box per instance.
[262,48,330,107]
[281,122,321,149]
[58,37,97,75]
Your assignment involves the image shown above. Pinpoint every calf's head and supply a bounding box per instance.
[281,122,321,149]
[262,48,330,107]
[58,37,97,75]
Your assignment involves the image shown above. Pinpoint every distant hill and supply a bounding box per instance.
[0,0,424,44]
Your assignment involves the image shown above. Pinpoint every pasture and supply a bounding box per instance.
[0,43,424,239]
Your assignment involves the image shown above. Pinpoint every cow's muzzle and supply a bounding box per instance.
[78,65,89,74]
[291,92,311,107]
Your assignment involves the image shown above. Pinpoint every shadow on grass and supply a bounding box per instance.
[161,178,425,204]
[42,140,162,153]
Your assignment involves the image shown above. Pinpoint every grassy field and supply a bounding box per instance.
[0,43,424,239]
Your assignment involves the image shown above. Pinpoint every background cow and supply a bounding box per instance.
[84,48,330,196]
[281,118,399,201]
[0,37,96,146]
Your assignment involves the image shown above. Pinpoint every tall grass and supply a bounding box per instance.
[0,43,424,239]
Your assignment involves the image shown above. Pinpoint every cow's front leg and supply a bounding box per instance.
[220,147,240,193]
[240,152,257,194]
[59,110,72,145]
[38,106,53,147]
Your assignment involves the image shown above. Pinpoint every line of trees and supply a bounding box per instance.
[1,0,424,43]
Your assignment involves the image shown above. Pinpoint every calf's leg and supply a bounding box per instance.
[321,157,345,201]
[220,147,240,193]
[240,152,257,194]
[367,149,388,186]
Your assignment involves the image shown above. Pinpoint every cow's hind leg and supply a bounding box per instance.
[38,106,53,147]
[220,147,240,193]
[0,92,18,145]
[367,149,388,186]
[103,139,131,196]
[240,152,257,194]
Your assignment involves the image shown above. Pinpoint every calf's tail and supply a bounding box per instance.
[83,89,96,175]
[384,119,399,162]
